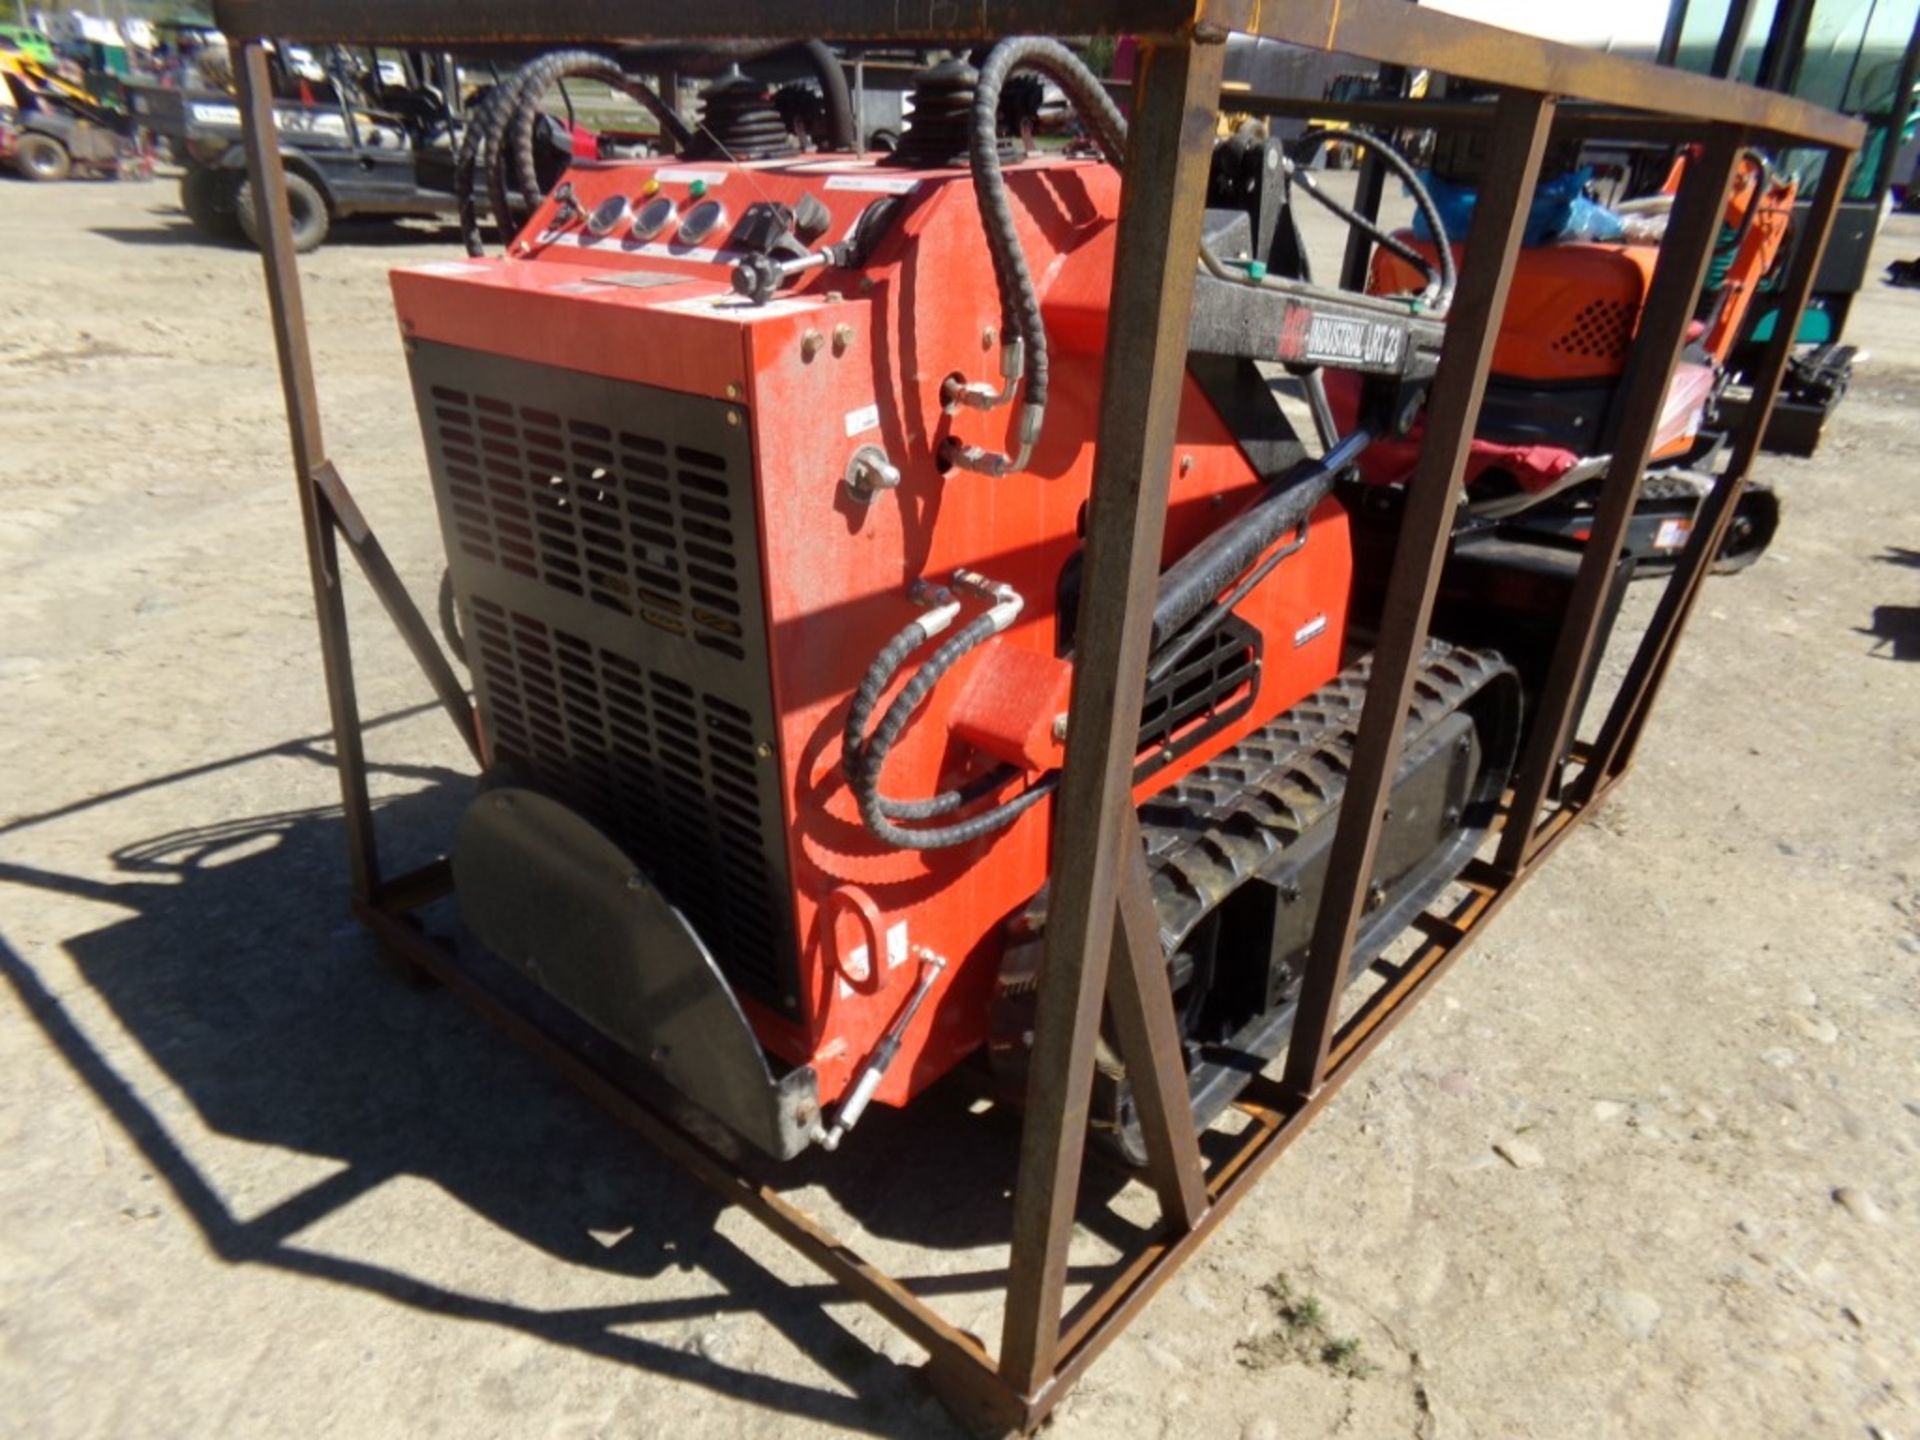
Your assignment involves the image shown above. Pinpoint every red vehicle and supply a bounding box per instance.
[393,48,1663,1163]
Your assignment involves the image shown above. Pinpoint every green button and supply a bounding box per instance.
[688,178,708,199]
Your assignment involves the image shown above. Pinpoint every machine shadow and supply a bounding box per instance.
[0,775,980,1434]
[1859,602,1920,659]
[0,736,1174,1433]
[91,212,466,252]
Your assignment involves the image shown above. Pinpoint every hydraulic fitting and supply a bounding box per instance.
[942,338,1026,413]
[843,445,902,506]
[953,569,1024,633]
[815,947,946,1151]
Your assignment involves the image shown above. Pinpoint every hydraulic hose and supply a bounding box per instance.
[1285,127,1456,312]
[846,611,1056,850]
[454,75,512,255]
[967,39,1129,472]
[506,53,691,231]
[457,49,690,256]
[794,40,857,152]
[1150,428,1371,650]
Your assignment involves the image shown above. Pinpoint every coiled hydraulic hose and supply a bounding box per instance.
[505,52,693,238]
[1278,127,1456,313]
[966,38,1128,474]
[455,50,691,256]
[842,581,1052,850]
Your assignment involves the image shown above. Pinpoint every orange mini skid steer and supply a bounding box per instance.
[395,45,1683,1165]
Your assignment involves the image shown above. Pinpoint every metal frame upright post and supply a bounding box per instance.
[234,41,379,903]
[1282,88,1557,1101]
[1497,127,1747,873]
[998,33,1226,1397]
[1571,146,1850,800]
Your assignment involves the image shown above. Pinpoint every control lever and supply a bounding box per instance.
[730,196,904,305]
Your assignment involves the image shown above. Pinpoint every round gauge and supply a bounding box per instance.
[585,193,631,238]
[676,198,728,247]
[629,194,678,242]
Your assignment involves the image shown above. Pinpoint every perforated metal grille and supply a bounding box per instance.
[1134,615,1262,783]
[427,385,749,663]
[467,596,783,1001]
[1551,299,1635,363]
[411,342,796,1016]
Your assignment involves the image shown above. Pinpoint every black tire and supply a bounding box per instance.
[235,169,331,254]
[1710,484,1780,575]
[180,167,241,239]
[15,133,70,182]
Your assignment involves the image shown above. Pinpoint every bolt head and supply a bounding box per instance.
[800,328,824,361]
[832,323,855,355]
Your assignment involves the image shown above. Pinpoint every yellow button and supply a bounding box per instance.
[642,177,661,196]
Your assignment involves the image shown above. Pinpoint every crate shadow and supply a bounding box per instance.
[0,721,1161,1435]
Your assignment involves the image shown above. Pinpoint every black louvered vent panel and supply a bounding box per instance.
[426,385,748,662]
[468,597,782,1001]
[412,343,795,1017]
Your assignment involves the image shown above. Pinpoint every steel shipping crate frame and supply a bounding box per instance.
[210,1,1862,1430]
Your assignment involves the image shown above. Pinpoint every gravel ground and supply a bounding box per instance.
[2,170,1918,1440]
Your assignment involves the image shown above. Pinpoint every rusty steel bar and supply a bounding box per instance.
[1212,0,1860,148]
[997,34,1228,1399]
[1495,127,1745,875]
[235,42,380,903]
[1572,147,1851,804]
[207,0,1863,148]
[1233,93,1791,145]
[311,462,482,765]
[1104,815,1209,1231]
[1280,89,1558,1105]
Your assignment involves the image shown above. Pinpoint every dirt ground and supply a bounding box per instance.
[2,168,1918,1440]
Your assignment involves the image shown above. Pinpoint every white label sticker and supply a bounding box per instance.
[838,944,871,999]
[837,921,911,998]
[654,167,729,187]
[1293,614,1329,648]
[409,260,490,277]
[1654,518,1693,551]
[844,402,880,438]
[825,173,923,195]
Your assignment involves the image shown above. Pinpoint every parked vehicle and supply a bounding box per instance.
[130,47,470,252]
[0,46,143,181]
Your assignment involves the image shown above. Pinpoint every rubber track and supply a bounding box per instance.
[999,640,1511,994]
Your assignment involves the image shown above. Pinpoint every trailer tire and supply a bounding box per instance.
[235,170,331,254]
[15,133,71,182]
[180,167,241,239]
